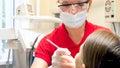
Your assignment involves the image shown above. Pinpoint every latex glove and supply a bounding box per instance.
[51,48,75,68]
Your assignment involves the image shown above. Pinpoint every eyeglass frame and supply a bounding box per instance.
[57,0,89,8]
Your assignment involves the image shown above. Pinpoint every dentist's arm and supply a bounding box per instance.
[31,57,48,68]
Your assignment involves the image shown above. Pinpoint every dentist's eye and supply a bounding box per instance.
[58,3,72,7]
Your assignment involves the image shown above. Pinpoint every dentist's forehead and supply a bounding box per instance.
[58,0,88,2]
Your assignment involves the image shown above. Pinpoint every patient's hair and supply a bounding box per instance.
[82,29,120,68]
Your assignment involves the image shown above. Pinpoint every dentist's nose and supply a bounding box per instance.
[69,5,79,15]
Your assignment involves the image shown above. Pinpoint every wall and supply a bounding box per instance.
[87,0,112,29]
[29,0,55,16]
[29,0,55,34]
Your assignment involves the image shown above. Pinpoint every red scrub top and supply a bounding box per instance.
[35,20,110,66]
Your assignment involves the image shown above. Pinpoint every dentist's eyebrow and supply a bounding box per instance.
[46,39,60,48]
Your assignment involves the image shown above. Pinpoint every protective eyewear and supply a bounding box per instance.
[58,0,89,8]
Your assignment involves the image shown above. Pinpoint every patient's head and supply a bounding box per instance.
[75,29,120,68]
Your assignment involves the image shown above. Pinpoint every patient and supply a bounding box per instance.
[75,29,120,68]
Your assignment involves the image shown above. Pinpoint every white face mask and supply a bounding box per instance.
[60,10,87,28]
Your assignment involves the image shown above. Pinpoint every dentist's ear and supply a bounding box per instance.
[87,0,92,12]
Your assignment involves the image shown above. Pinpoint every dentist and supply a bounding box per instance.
[31,0,110,68]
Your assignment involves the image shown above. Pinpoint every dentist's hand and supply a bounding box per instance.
[51,48,75,68]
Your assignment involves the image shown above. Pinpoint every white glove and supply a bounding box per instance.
[51,48,75,68]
